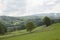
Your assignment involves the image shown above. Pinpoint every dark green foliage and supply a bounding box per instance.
[25,22,36,32]
[43,16,51,26]
[54,19,60,23]
[0,22,7,35]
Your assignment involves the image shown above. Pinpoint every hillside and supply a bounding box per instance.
[0,13,60,26]
[0,23,60,40]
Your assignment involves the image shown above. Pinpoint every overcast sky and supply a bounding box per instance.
[0,0,60,16]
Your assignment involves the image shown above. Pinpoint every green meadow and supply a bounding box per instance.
[0,23,60,40]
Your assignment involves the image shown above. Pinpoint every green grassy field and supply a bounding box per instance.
[0,23,60,40]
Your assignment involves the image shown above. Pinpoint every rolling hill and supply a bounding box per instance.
[0,23,60,40]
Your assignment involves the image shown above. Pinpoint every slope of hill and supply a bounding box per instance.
[0,23,60,40]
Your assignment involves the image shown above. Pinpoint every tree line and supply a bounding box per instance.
[0,16,60,35]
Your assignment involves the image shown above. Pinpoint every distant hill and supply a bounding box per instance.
[0,13,60,29]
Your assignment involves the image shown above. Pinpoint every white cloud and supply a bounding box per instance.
[26,0,60,14]
[0,0,60,16]
[50,3,60,13]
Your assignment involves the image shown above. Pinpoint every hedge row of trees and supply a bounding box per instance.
[0,16,58,34]
[25,16,51,32]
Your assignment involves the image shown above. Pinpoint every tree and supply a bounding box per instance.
[0,22,7,35]
[25,22,36,33]
[43,16,51,27]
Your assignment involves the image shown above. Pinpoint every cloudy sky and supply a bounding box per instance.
[0,0,60,16]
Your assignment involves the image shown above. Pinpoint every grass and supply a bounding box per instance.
[0,23,60,40]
